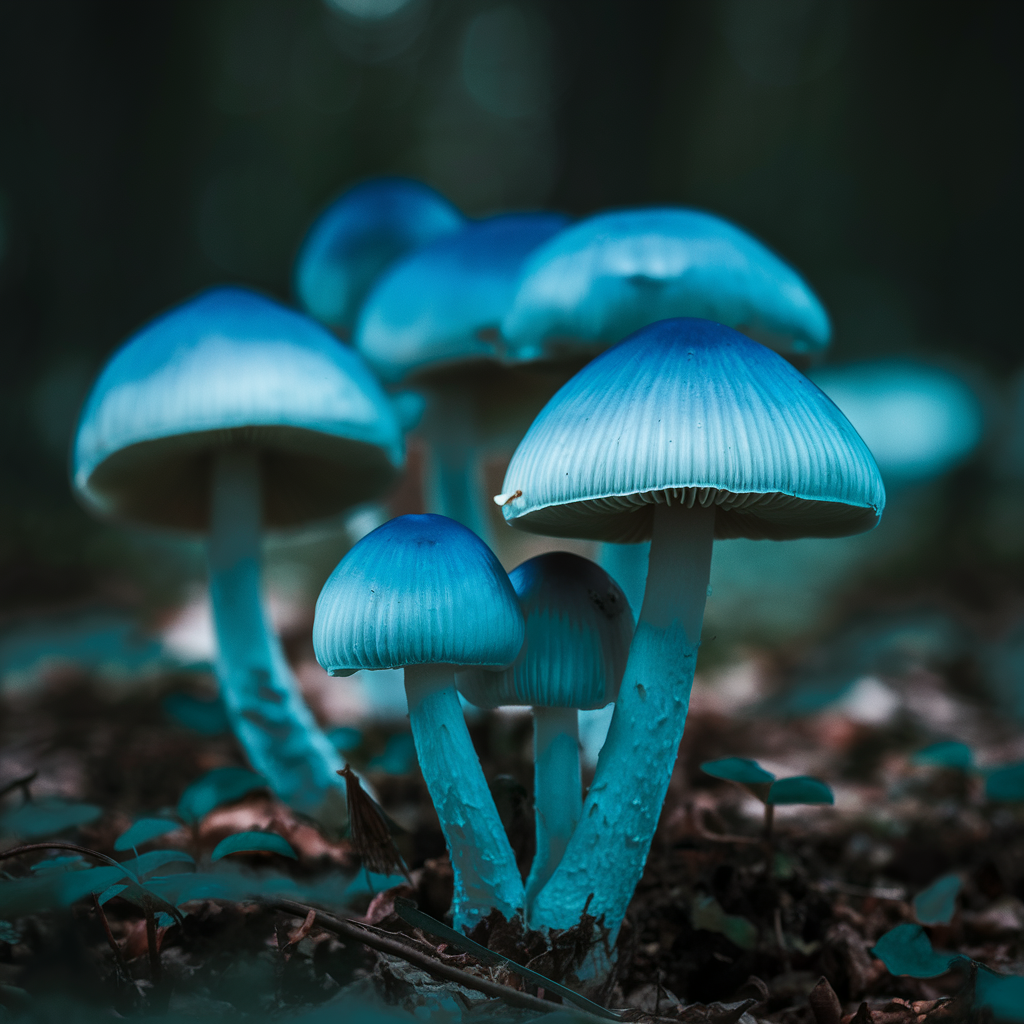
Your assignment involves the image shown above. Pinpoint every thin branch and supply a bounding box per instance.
[267,898,610,1020]
[91,893,129,982]
[0,771,38,802]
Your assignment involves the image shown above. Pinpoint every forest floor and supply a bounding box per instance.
[1,647,1023,1024]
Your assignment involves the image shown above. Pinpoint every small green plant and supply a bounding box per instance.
[700,756,834,838]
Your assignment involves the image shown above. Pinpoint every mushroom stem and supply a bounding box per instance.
[529,501,715,941]
[422,388,491,543]
[525,706,581,910]
[403,663,525,931]
[207,447,347,825]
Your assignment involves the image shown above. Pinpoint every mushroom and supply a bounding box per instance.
[497,317,884,944]
[312,513,526,932]
[458,552,633,912]
[354,212,570,541]
[73,286,404,825]
[294,177,463,337]
[497,206,833,613]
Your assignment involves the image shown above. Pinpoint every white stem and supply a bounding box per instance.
[525,706,581,911]
[207,448,347,826]
[404,664,525,932]
[529,501,715,940]
[422,388,491,543]
[598,542,650,622]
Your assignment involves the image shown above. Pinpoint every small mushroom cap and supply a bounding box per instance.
[808,359,985,483]
[73,287,404,531]
[499,318,885,543]
[294,178,464,333]
[313,513,524,673]
[355,212,569,383]
[458,551,633,710]
[501,208,830,361]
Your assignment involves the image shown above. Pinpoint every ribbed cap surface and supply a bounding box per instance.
[356,212,569,383]
[313,514,524,672]
[458,552,633,710]
[73,287,404,531]
[499,319,885,542]
[501,208,830,361]
[294,178,463,333]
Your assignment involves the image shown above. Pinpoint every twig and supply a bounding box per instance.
[266,898,612,1020]
[0,771,38,803]
[0,841,123,871]
[91,893,129,982]
[144,909,161,985]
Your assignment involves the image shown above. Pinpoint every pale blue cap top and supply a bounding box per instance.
[499,318,884,543]
[355,212,570,383]
[501,208,830,362]
[73,287,405,531]
[458,551,633,710]
[294,178,464,333]
[313,514,524,673]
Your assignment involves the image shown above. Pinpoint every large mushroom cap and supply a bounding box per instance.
[313,513,524,673]
[355,212,570,384]
[73,286,405,532]
[294,177,464,333]
[501,208,830,362]
[458,551,633,711]
[499,318,885,543]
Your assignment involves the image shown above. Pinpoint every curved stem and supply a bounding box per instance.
[422,388,491,544]
[597,542,650,622]
[525,706,581,911]
[207,448,347,826]
[404,664,524,932]
[529,501,715,941]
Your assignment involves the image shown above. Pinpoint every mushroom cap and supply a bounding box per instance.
[294,178,464,333]
[313,513,524,673]
[808,359,985,483]
[501,208,830,362]
[499,318,885,543]
[458,551,633,710]
[73,287,405,532]
[355,212,570,383]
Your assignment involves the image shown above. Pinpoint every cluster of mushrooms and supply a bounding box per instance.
[70,178,885,964]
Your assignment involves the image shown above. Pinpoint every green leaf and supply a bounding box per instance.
[986,762,1024,802]
[690,894,758,951]
[114,881,184,925]
[912,741,973,771]
[975,968,1024,1021]
[700,757,775,786]
[0,800,102,839]
[177,768,267,823]
[29,856,88,875]
[0,865,129,918]
[118,850,194,879]
[767,776,834,806]
[871,923,956,978]
[162,692,229,736]
[327,726,362,752]
[368,734,417,774]
[913,874,961,926]
[97,884,128,905]
[211,832,297,862]
[114,818,180,851]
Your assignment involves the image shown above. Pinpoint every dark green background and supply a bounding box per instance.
[0,0,1020,609]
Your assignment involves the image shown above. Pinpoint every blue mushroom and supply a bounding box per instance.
[294,177,463,336]
[73,287,405,826]
[458,552,633,917]
[497,206,832,615]
[354,212,569,541]
[498,318,883,948]
[313,513,526,931]
[808,358,985,484]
